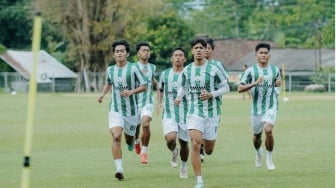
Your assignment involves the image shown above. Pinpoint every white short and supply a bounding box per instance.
[186,115,220,140]
[162,118,189,142]
[251,109,277,134]
[109,111,138,136]
[137,103,154,124]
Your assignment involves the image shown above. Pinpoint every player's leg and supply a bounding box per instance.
[140,115,152,164]
[109,112,125,180]
[178,138,189,178]
[110,126,124,180]
[162,119,178,168]
[187,115,204,187]
[202,116,220,156]
[252,115,264,168]
[263,109,277,170]
[134,123,141,154]
[166,131,178,167]
[124,132,135,151]
[200,143,205,162]
[264,122,275,170]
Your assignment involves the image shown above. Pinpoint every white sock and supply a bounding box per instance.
[256,147,262,153]
[267,151,273,159]
[135,139,140,144]
[196,176,203,183]
[180,161,187,170]
[141,146,148,154]
[114,159,123,172]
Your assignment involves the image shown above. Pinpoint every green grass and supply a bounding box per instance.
[0,92,334,188]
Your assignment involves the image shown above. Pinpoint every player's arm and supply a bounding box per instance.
[238,76,263,93]
[200,71,230,100]
[97,83,112,103]
[174,73,187,105]
[156,73,164,114]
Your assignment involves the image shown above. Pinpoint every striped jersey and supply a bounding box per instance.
[134,61,156,108]
[181,62,227,117]
[208,59,230,80]
[239,64,281,115]
[106,62,147,116]
[158,68,187,123]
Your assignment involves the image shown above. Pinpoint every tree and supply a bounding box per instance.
[37,0,164,92]
[145,10,195,71]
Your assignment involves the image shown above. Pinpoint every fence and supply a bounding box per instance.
[0,72,334,93]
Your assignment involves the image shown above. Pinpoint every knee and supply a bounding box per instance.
[205,149,213,155]
[265,128,273,136]
[111,132,122,142]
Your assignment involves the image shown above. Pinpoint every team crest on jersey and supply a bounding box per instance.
[195,76,201,82]
[117,77,123,83]
[172,81,178,88]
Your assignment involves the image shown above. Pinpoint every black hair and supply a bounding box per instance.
[255,43,270,52]
[172,47,186,57]
[136,42,151,52]
[206,38,215,50]
[112,40,130,53]
[191,38,207,48]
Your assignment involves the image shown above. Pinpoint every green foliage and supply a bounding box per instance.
[186,0,334,48]
[310,66,335,86]
[0,43,6,53]
[145,10,195,71]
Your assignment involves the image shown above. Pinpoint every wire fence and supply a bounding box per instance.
[0,72,334,93]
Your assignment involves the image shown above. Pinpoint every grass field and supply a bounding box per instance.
[0,92,334,188]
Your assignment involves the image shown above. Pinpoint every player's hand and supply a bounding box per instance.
[200,90,212,101]
[174,97,181,106]
[255,76,264,85]
[120,90,132,97]
[97,95,104,103]
[275,79,281,87]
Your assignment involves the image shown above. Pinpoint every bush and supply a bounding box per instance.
[304,84,326,92]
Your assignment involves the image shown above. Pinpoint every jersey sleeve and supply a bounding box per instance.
[158,70,165,92]
[239,68,252,85]
[133,65,147,86]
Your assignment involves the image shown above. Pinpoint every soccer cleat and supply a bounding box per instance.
[114,172,124,181]
[255,148,262,168]
[135,143,141,155]
[266,156,275,171]
[179,168,188,179]
[140,153,148,164]
[194,182,204,188]
[170,147,178,168]
[200,154,204,163]
[127,144,134,151]
[200,145,205,163]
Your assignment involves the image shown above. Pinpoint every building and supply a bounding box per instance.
[0,50,77,92]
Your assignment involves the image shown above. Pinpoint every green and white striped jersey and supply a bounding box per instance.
[208,59,230,80]
[181,62,228,118]
[106,62,147,116]
[159,68,187,123]
[134,61,156,108]
[240,64,281,115]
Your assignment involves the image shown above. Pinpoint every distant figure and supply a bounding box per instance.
[133,42,157,164]
[238,43,281,171]
[97,40,147,181]
[239,64,251,100]
[174,38,230,188]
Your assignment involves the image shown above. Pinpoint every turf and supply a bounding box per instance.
[0,92,334,188]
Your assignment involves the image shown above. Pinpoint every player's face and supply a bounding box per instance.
[137,46,151,61]
[113,45,128,63]
[192,43,205,61]
[205,44,212,59]
[256,48,270,65]
[171,50,186,67]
